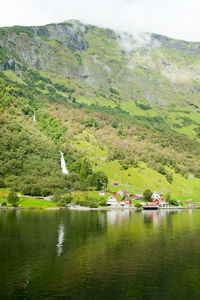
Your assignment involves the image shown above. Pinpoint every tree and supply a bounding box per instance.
[166,172,173,184]
[52,190,62,203]
[82,118,99,128]
[31,185,41,196]
[157,165,166,175]
[91,171,108,190]
[21,104,33,115]
[165,192,171,202]
[111,119,119,128]
[63,193,73,204]
[109,87,119,95]
[0,178,6,188]
[143,189,153,202]
[7,191,19,207]
[79,158,92,181]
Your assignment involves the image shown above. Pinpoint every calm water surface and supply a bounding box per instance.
[0,209,200,299]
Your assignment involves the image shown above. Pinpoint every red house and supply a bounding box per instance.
[121,196,131,205]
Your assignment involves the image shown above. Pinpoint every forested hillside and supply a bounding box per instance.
[0,20,200,197]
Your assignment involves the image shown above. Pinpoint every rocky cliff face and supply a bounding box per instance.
[1,20,200,107]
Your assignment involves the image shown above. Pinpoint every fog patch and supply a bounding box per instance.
[93,55,111,73]
[116,31,161,52]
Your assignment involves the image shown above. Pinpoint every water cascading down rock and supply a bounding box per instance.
[60,151,68,175]
[33,114,36,124]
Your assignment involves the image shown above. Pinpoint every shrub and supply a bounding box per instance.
[63,193,73,204]
[165,192,171,202]
[0,178,6,188]
[52,191,62,203]
[7,191,19,207]
[166,172,173,184]
[168,199,178,206]
[80,199,90,207]
[134,203,142,208]
[9,123,22,132]
[157,165,166,175]
[82,118,99,128]
[110,87,119,95]
[89,201,98,208]
[111,119,119,128]
[99,199,107,206]
[136,102,151,110]
[21,104,33,115]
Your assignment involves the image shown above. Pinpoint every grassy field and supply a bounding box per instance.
[19,198,55,208]
[0,189,55,208]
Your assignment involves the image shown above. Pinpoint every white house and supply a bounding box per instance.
[158,201,169,207]
[151,192,163,201]
[107,196,118,207]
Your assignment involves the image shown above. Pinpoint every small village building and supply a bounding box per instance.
[120,196,131,206]
[117,190,130,197]
[158,201,169,207]
[131,194,143,200]
[151,192,167,207]
[112,181,119,186]
[151,192,164,202]
[186,199,193,206]
[107,196,118,207]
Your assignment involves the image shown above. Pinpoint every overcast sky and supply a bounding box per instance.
[1,0,200,41]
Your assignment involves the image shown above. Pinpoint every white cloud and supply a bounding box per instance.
[0,0,200,41]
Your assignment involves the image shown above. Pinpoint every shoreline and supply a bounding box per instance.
[68,206,200,211]
[0,206,200,211]
[0,206,60,210]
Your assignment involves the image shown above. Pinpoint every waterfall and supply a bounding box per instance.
[60,151,69,175]
[56,222,65,256]
[33,114,36,124]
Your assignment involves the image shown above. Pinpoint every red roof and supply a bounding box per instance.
[121,198,131,204]
[146,202,156,206]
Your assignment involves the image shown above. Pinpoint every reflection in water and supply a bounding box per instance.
[142,209,179,226]
[107,209,130,225]
[2,209,200,300]
[56,222,65,256]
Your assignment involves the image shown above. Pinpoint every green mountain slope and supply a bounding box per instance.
[0,20,200,197]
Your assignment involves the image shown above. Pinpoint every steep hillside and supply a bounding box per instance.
[0,20,200,197]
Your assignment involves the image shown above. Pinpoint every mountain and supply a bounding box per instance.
[0,20,200,197]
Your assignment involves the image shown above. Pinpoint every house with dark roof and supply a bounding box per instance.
[120,196,131,206]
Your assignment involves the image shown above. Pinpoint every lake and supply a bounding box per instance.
[0,209,200,299]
